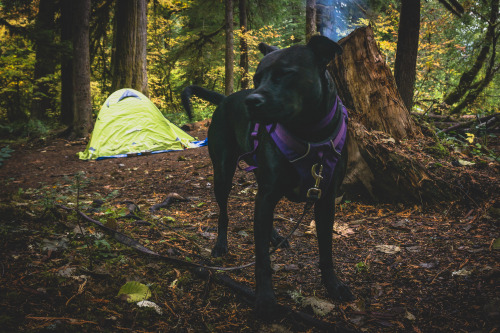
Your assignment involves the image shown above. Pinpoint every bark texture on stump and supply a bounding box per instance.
[330,26,419,141]
[329,27,453,203]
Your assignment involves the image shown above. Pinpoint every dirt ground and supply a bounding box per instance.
[0,122,499,332]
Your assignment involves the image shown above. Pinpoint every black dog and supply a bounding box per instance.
[182,35,354,313]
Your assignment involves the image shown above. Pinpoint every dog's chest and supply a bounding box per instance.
[243,102,348,202]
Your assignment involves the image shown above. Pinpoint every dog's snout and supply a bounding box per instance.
[245,93,265,109]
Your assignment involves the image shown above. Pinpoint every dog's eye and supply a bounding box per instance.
[273,69,296,83]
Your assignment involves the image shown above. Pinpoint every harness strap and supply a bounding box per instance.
[237,97,348,201]
[237,126,260,171]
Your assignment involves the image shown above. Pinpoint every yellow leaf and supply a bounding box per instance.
[465,133,474,144]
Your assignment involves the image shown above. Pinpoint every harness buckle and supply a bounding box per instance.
[307,163,323,201]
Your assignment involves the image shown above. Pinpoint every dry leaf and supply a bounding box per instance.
[375,245,401,254]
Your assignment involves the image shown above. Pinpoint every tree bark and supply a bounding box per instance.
[31,0,56,121]
[239,0,249,89]
[111,0,148,95]
[72,0,93,138]
[60,0,74,126]
[394,0,420,111]
[330,27,452,203]
[225,0,234,95]
[331,26,419,141]
[305,0,316,42]
[134,0,148,96]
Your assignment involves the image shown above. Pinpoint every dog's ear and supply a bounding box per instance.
[258,43,279,56]
[307,35,343,68]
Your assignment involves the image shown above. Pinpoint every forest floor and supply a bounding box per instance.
[0,120,499,332]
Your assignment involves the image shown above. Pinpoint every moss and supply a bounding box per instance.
[424,142,450,158]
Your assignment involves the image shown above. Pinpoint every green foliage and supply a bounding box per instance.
[0,29,35,123]
[437,130,499,162]
[0,118,55,140]
[1,0,497,138]
[355,261,368,273]
[145,0,305,123]
[423,141,449,158]
[364,1,499,115]
[0,145,14,167]
[118,281,152,303]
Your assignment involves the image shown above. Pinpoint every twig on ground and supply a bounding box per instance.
[56,204,341,331]
[149,193,189,212]
[430,263,453,284]
[25,316,98,325]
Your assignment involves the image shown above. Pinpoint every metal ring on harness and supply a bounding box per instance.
[307,163,323,201]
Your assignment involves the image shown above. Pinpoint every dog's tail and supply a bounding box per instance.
[181,85,225,120]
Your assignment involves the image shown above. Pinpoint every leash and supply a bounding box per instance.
[57,190,319,272]
[268,162,324,252]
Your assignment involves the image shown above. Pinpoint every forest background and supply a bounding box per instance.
[0,0,498,142]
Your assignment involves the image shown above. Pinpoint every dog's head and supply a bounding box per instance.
[245,36,342,125]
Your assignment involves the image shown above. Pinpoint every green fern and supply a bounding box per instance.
[0,146,14,167]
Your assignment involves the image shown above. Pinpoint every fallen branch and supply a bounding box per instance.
[56,204,342,330]
[26,316,97,325]
[412,112,460,122]
[65,278,87,306]
[149,192,189,212]
[433,121,461,130]
[441,114,498,133]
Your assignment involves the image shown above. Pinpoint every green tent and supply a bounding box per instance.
[78,88,205,160]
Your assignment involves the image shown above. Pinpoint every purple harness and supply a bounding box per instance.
[239,97,348,202]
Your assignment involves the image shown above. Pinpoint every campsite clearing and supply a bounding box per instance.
[0,122,499,332]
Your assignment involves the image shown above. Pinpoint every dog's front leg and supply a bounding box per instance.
[253,187,280,314]
[314,192,355,302]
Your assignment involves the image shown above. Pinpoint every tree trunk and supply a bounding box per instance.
[72,0,93,138]
[60,0,74,127]
[239,0,249,89]
[225,0,234,95]
[305,0,316,42]
[394,0,421,111]
[444,0,499,113]
[330,27,452,203]
[331,26,419,140]
[31,0,56,121]
[111,0,148,95]
[134,0,148,96]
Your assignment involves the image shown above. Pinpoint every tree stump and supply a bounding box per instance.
[330,26,419,140]
[329,27,454,203]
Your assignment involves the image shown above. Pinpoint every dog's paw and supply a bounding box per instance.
[211,245,228,257]
[254,293,278,319]
[270,235,290,249]
[325,280,355,302]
